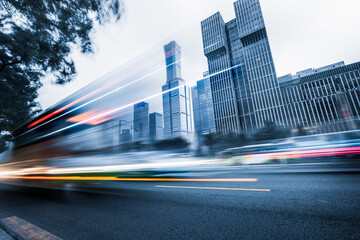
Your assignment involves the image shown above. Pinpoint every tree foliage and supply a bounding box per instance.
[0,0,123,151]
[203,132,248,156]
[154,138,189,150]
[253,120,290,141]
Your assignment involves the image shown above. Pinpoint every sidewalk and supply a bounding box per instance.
[0,216,61,240]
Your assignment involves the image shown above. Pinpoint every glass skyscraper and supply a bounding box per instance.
[149,112,163,142]
[201,0,284,133]
[162,41,192,139]
[192,72,216,135]
[133,101,149,142]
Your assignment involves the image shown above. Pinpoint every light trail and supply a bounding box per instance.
[0,159,223,179]
[45,160,215,174]
[18,41,222,138]
[38,63,243,139]
[3,176,258,182]
[155,185,270,192]
[243,146,360,160]
[27,87,106,128]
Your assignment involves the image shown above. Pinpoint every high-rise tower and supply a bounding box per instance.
[133,101,149,142]
[162,41,192,139]
[149,112,163,142]
[192,72,216,135]
[234,0,284,129]
[201,0,284,133]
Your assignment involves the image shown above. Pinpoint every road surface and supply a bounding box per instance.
[0,163,359,239]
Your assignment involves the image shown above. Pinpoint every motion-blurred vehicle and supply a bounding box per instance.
[219,142,296,165]
[220,130,360,165]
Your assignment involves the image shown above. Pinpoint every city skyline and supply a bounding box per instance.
[37,0,360,110]
[22,0,360,141]
[13,0,358,141]
[28,0,360,140]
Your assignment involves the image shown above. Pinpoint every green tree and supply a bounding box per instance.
[203,132,218,151]
[254,120,290,141]
[154,138,189,150]
[0,0,124,152]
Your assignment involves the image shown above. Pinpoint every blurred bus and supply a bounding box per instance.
[219,130,360,165]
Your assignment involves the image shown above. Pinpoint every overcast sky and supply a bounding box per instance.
[38,0,360,110]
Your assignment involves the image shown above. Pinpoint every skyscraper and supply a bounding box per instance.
[201,14,241,133]
[192,72,216,135]
[201,0,284,133]
[162,41,192,139]
[149,112,163,142]
[234,0,284,129]
[133,101,149,142]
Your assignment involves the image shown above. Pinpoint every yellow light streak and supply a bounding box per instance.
[3,176,258,182]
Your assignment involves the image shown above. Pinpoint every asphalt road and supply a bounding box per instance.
[0,163,360,239]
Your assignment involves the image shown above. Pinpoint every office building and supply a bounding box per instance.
[192,72,216,135]
[201,0,284,133]
[133,101,149,141]
[119,129,132,144]
[162,41,192,139]
[149,112,163,142]
[279,61,360,133]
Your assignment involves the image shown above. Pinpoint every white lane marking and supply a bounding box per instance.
[155,185,271,192]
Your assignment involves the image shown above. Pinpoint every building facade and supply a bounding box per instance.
[162,41,192,139]
[279,61,360,133]
[133,101,149,142]
[201,13,241,133]
[192,72,216,135]
[149,112,163,142]
[201,0,284,134]
[119,129,132,144]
